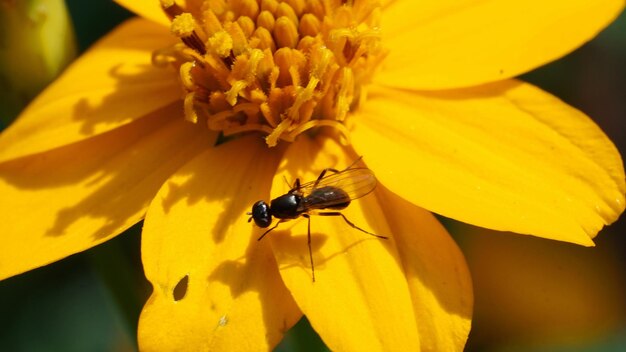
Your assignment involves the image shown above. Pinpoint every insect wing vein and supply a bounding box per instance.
[299,168,377,201]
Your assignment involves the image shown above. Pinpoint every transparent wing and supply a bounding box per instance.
[297,167,377,201]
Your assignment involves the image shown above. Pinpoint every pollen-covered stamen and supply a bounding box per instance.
[160,0,183,18]
[171,13,207,55]
[156,0,385,147]
[225,48,265,105]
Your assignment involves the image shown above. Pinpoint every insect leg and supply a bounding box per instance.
[302,214,315,282]
[311,156,364,189]
[288,178,302,193]
[282,175,291,188]
[316,212,388,239]
[257,220,285,241]
[343,155,364,170]
[312,168,341,189]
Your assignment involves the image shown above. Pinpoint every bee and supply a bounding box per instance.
[247,157,387,281]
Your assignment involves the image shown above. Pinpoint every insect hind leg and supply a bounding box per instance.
[316,212,388,239]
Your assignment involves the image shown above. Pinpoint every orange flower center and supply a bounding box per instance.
[154,0,385,146]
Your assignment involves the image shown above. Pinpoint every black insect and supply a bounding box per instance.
[247,157,388,282]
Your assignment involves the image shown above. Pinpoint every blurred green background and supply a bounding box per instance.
[0,1,624,351]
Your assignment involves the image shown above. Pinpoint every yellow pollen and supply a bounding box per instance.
[171,13,196,37]
[156,0,385,146]
[208,30,233,57]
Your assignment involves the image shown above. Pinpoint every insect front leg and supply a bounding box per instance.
[316,212,388,239]
[257,220,285,241]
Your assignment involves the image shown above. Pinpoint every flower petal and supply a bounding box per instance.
[0,18,180,163]
[267,135,471,351]
[138,136,301,351]
[377,0,625,90]
[113,0,169,26]
[268,137,419,350]
[0,103,211,280]
[376,187,473,351]
[351,81,625,245]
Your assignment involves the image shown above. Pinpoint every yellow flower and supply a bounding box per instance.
[0,0,624,350]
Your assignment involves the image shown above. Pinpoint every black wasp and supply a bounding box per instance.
[247,157,387,282]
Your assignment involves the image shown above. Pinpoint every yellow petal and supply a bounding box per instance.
[267,135,471,351]
[114,0,170,26]
[377,0,625,89]
[351,81,625,245]
[139,136,301,351]
[0,103,211,280]
[376,187,473,351]
[0,18,180,163]
[268,137,419,350]
[0,0,77,119]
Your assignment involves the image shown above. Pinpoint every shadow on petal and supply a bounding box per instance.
[0,101,212,280]
[139,136,302,351]
[0,18,181,162]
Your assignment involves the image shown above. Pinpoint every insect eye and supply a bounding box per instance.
[251,201,272,228]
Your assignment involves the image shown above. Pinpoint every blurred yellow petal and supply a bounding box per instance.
[268,135,471,351]
[456,223,626,348]
[352,81,625,245]
[139,136,301,351]
[377,0,625,89]
[375,187,473,351]
[114,0,169,26]
[0,103,211,280]
[0,18,180,163]
[0,0,77,123]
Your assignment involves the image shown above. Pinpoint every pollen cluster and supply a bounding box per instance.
[154,0,385,146]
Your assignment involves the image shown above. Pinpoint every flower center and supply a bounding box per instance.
[154,0,385,146]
